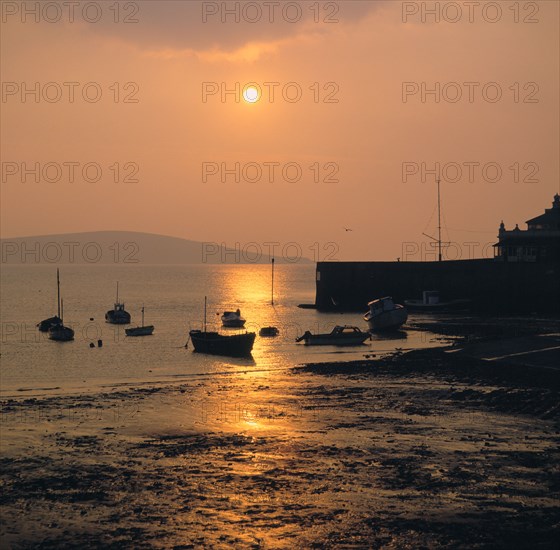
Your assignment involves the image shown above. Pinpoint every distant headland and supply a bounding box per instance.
[0,231,312,265]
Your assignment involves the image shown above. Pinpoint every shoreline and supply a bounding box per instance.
[1,322,559,548]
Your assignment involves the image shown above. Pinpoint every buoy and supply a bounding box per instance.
[97,339,103,348]
[89,342,95,348]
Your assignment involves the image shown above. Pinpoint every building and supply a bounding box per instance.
[494,194,560,262]
[314,195,560,314]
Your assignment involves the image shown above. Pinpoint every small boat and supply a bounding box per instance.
[296,325,371,346]
[38,315,62,332]
[221,309,246,328]
[364,296,408,332]
[405,291,471,312]
[259,326,279,337]
[48,297,74,342]
[125,306,154,337]
[105,282,131,324]
[37,269,62,332]
[189,330,256,357]
[189,297,256,357]
[49,323,75,342]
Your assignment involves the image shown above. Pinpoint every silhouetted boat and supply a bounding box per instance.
[221,309,246,328]
[364,296,408,331]
[125,306,154,337]
[189,330,256,357]
[189,297,255,357]
[259,326,279,337]
[405,291,471,312]
[48,324,74,341]
[296,325,370,346]
[47,279,74,342]
[38,315,62,332]
[105,282,131,324]
[37,269,62,331]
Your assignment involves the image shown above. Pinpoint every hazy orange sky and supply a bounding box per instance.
[1,0,558,261]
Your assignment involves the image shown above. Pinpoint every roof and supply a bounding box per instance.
[526,209,560,227]
[526,195,560,227]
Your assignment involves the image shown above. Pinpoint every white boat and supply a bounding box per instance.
[125,306,154,337]
[364,296,408,332]
[296,325,371,346]
[405,291,471,312]
[221,309,246,328]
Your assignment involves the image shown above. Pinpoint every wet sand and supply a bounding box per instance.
[1,335,559,548]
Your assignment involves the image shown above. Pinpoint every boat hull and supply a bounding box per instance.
[125,325,154,336]
[105,311,131,324]
[222,320,246,328]
[189,330,255,357]
[365,307,408,332]
[48,325,75,342]
[297,325,371,346]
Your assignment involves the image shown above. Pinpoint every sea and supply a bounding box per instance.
[0,264,443,397]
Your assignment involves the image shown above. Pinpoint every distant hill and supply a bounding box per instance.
[0,231,312,265]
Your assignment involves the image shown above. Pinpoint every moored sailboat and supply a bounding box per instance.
[125,306,155,336]
[189,297,256,357]
[46,272,74,342]
[48,299,75,342]
[37,269,62,332]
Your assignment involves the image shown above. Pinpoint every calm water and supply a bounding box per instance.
[0,264,439,396]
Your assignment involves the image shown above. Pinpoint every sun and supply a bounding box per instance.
[243,86,260,103]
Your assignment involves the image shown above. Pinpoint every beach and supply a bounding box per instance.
[3,0,559,546]
[2,318,559,549]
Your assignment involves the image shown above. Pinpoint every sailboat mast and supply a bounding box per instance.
[204,296,207,333]
[271,257,275,305]
[437,178,442,262]
[116,281,119,303]
[57,268,61,318]
[61,298,64,323]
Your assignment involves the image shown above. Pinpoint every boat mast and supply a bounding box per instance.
[437,178,442,262]
[57,268,61,318]
[61,298,64,323]
[204,296,207,333]
[116,281,119,303]
[271,257,275,305]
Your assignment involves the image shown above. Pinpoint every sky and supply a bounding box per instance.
[1,0,559,261]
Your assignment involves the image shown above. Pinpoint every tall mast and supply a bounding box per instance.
[116,281,119,303]
[437,178,442,262]
[57,268,61,318]
[61,298,64,323]
[204,296,207,333]
[271,257,275,305]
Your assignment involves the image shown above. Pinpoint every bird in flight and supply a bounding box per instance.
[343,227,353,232]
